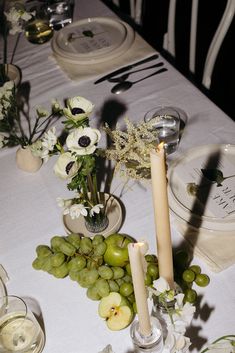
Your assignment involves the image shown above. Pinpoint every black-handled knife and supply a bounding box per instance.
[94,53,159,84]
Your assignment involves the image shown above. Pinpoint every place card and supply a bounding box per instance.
[175,153,235,218]
[67,22,112,53]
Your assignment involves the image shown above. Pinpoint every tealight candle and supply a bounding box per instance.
[150,143,174,289]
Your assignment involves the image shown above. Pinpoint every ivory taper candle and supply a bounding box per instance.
[128,243,151,337]
[150,143,174,288]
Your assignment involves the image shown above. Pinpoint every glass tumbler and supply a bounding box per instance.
[144,106,181,155]
[0,295,45,353]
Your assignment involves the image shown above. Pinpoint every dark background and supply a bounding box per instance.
[102,0,235,121]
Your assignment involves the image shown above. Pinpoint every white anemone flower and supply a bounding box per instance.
[63,96,94,122]
[89,204,104,217]
[63,204,88,219]
[66,127,101,155]
[42,127,57,151]
[54,152,80,179]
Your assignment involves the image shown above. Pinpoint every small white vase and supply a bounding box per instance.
[16,146,42,173]
[4,64,21,87]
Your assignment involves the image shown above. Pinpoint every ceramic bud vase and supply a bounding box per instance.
[16,146,42,173]
[3,64,21,87]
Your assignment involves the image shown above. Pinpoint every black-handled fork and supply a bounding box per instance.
[108,62,164,83]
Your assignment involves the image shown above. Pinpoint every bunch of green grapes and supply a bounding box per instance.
[173,250,210,304]
[33,234,140,310]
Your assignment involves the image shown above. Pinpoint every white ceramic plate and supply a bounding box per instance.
[51,17,135,64]
[63,195,123,237]
[168,144,235,232]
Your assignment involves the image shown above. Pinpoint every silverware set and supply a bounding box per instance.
[94,54,168,94]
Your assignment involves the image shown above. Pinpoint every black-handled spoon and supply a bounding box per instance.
[111,68,168,94]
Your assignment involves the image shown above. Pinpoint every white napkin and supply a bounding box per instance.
[174,219,235,272]
[51,32,156,82]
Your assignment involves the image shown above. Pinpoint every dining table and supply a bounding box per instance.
[0,0,235,352]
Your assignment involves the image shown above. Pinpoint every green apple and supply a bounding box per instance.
[98,292,133,330]
[104,233,134,267]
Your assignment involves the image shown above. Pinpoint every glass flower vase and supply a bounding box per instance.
[85,213,109,233]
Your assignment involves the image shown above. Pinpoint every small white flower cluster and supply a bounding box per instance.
[0,81,14,148]
[57,197,104,220]
[150,277,196,353]
[4,4,35,35]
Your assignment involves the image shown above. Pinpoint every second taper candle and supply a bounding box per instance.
[128,243,152,337]
[150,143,174,288]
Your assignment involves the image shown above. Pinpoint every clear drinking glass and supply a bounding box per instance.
[0,295,45,353]
[144,106,181,155]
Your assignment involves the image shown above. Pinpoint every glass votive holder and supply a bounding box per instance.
[130,316,164,352]
[144,106,181,155]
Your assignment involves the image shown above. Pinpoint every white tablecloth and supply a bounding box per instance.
[0,1,235,352]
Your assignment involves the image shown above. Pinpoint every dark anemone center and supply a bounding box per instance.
[66,161,75,175]
[78,135,91,147]
[71,107,85,115]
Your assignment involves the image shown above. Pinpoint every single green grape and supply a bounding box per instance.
[145,254,157,263]
[66,233,81,249]
[96,278,110,297]
[125,263,132,275]
[120,282,134,297]
[93,242,107,256]
[127,293,135,304]
[36,245,52,258]
[80,237,92,255]
[184,288,197,304]
[68,255,86,271]
[86,285,101,301]
[51,263,69,278]
[32,257,44,270]
[147,263,159,280]
[51,252,65,267]
[112,266,125,279]
[116,278,125,287]
[69,269,81,281]
[123,274,132,283]
[50,236,65,252]
[41,255,53,272]
[182,269,196,283]
[189,265,201,275]
[133,302,137,314]
[59,241,76,257]
[77,268,99,288]
[145,273,152,286]
[195,273,210,287]
[98,265,113,280]
[92,234,105,247]
[108,279,119,292]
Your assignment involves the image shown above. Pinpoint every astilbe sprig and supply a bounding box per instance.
[103,117,159,180]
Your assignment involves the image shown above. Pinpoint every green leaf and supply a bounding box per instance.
[201,168,224,186]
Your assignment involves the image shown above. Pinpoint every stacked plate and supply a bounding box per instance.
[168,144,235,234]
[51,17,135,64]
